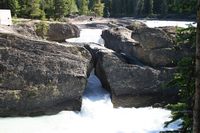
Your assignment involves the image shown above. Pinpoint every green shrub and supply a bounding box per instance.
[35,21,49,39]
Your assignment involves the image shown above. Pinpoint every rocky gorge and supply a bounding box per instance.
[0,19,194,116]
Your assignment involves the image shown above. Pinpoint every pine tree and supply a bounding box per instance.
[79,0,89,15]
[137,0,144,16]
[43,0,54,19]
[103,0,111,17]
[0,0,9,9]
[18,0,32,18]
[8,0,20,17]
[93,0,104,16]
[144,0,153,16]
[30,0,43,19]
[69,0,78,14]
[161,0,168,16]
[65,0,78,15]
[54,0,67,19]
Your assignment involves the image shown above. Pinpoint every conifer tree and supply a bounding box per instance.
[30,0,43,19]
[65,0,78,15]
[0,0,9,9]
[69,0,79,14]
[137,0,144,16]
[8,0,20,17]
[93,0,104,16]
[103,0,111,17]
[79,0,89,15]
[54,0,67,19]
[43,0,54,18]
[161,0,168,16]
[144,0,153,16]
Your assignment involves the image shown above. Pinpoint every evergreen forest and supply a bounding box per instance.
[0,0,197,20]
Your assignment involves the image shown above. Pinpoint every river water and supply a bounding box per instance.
[0,20,194,133]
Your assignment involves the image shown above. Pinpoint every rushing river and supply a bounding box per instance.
[0,20,194,133]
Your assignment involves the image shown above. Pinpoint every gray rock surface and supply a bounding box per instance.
[97,49,178,107]
[131,26,174,49]
[126,21,147,31]
[2,21,80,42]
[0,32,92,116]
[83,43,178,107]
[102,26,192,67]
[47,23,80,42]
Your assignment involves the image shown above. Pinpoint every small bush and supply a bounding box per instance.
[35,21,49,39]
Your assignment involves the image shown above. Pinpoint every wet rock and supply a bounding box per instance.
[0,32,92,116]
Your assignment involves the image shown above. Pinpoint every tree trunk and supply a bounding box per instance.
[193,0,200,132]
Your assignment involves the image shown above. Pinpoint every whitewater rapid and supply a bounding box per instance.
[0,20,193,133]
[0,73,181,133]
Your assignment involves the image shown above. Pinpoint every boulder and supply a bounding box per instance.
[101,27,141,57]
[0,32,92,116]
[131,26,174,49]
[47,23,80,42]
[5,21,80,42]
[101,27,149,65]
[159,26,177,41]
[12,23,39,39]
[83,43,178,107]
[126,21,147,31]
[95,49,178,107]
[102,26,192,67]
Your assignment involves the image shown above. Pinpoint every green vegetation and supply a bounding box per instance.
[79,0,89,15]
[92,0,104,16]
[8,0,19,17]
[35,21,49,39]
[164,26,196,132]
[30,0,43,19]
[0,0,197,19]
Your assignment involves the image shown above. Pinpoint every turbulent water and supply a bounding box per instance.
[0,20,192,133]
[138,20,196,28]
[67,29,105,45]
[0,74,181,133]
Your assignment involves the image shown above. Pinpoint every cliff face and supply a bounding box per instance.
[0,32,92,116]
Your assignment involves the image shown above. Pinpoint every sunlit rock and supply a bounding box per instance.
[0,32,92,116]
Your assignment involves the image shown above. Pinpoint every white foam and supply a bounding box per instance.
[138,20,196,28]
[66,29,105,45]
[0,74,181,133]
